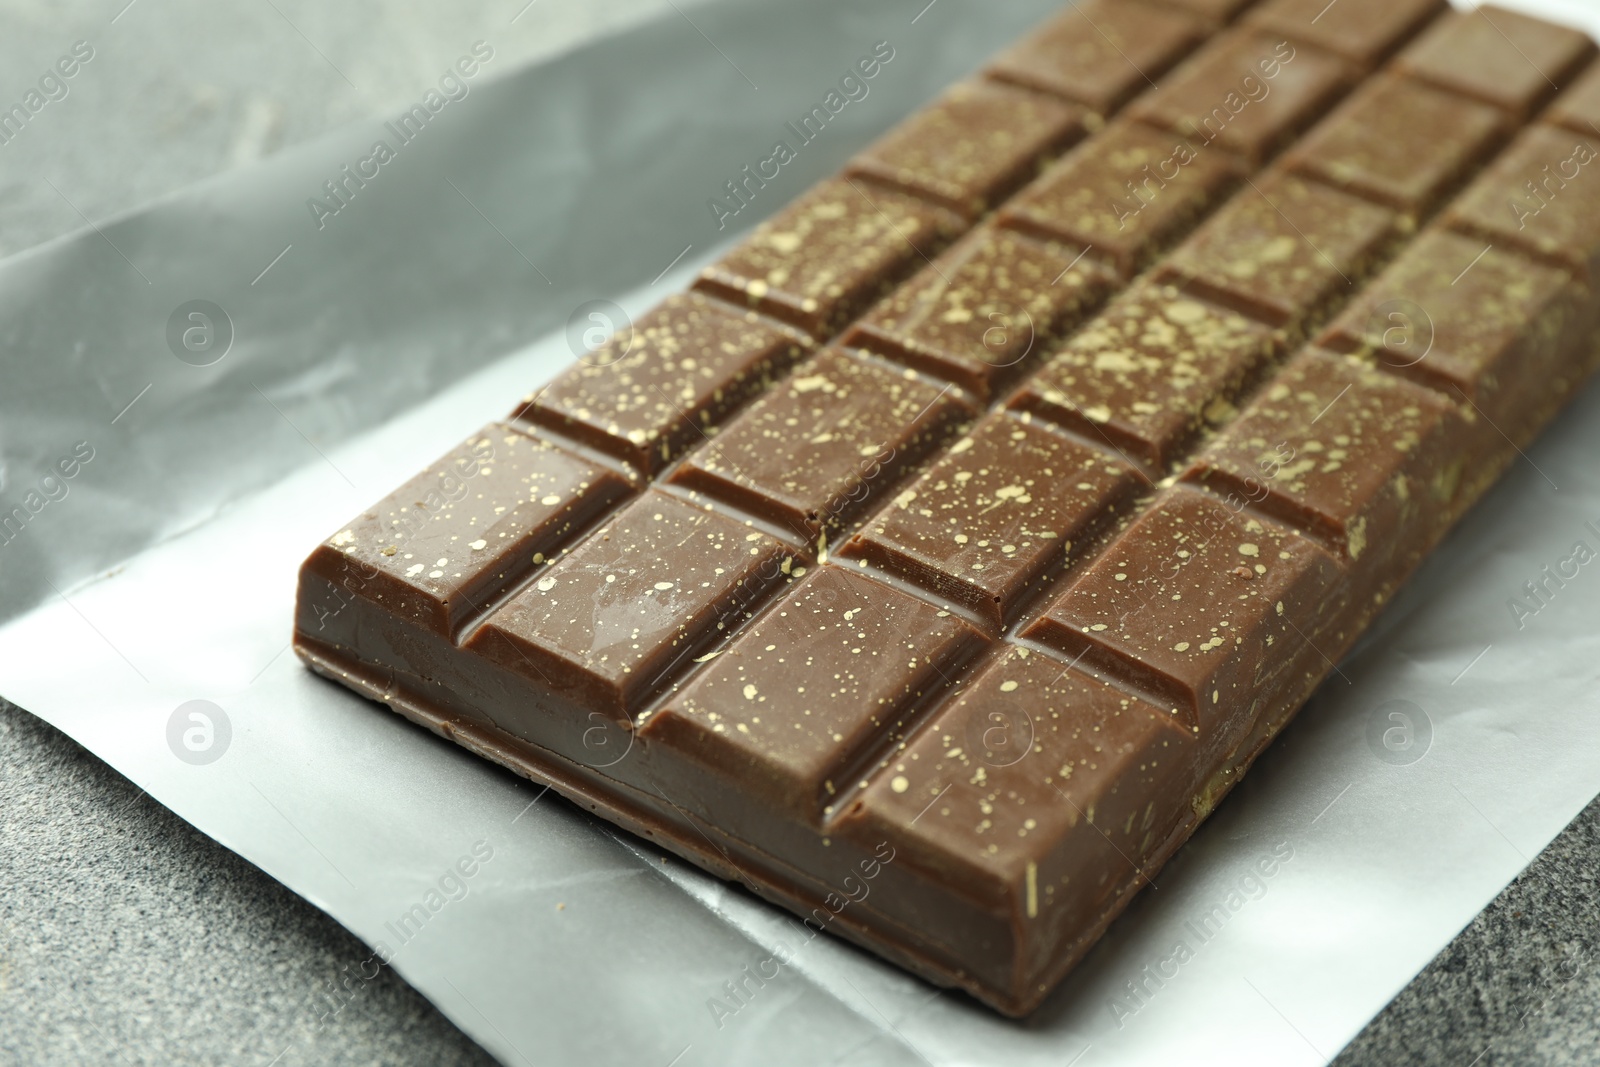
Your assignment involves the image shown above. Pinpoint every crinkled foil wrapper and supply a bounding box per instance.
[2,1,1598,1063]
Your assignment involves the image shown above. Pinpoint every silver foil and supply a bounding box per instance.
[2,1,1598,1063]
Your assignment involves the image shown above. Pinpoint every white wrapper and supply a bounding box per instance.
[2,1,1598,1063]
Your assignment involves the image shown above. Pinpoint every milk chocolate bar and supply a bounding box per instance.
[295,1,1600,1015]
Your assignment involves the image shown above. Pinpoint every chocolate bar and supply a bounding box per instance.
[295,0,1600,1015]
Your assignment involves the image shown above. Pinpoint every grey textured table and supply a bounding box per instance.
[1,2,1597,1064]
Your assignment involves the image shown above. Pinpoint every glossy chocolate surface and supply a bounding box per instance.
[1152,0,1259,27]
[1395,5,1594,119]
[844,225,1114,400]
[1011,280,1283,471]
[1318,230,1585,406]
[1547,63,1600,136]
[469,489,795,718]
[1442,126,1600,282]
[299,424,634,641]
[1183,348,1462,560]
[667,348,973,543]
[1024,484,1344,730]
[846,80,1089,219]
[1246,0,1446,68]
[694,178,963,338]
[1284,73,1506,219]
[516,293,812,474]
[643,564,983,822]
[987,0,1208,117]
[997,121,1244,279]
[841,411,1139,628]
[1157,171,1399,332]
[1127,28,1355,165]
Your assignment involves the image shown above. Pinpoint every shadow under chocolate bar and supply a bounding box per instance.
[293,0,1600,1016]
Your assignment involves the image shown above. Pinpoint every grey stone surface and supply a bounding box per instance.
[0,698,495,1067]
[1,0,1598,1064]
[1334,795,1600,1067]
